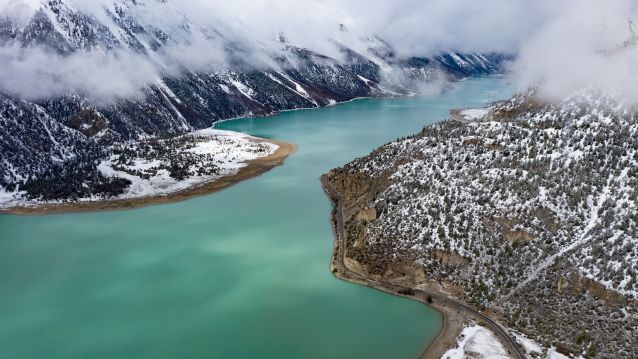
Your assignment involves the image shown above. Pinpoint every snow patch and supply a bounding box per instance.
[441,325,509,359]
[460,108,489,120]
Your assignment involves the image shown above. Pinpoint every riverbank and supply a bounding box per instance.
[320,175,524,359]
[1,138,296,216]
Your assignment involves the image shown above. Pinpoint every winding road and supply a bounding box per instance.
[320,175,526,359]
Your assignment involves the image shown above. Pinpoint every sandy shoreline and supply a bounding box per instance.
[329,258,464,359]
[329,246,464,359]
[420,302,464,358]
[1,139,296,216]
[320,176,460,358]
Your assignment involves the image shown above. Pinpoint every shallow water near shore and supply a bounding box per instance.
[0,76,514,359]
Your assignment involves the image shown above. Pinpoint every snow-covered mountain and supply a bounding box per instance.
[0,0,506,203]
[324,88,638,358]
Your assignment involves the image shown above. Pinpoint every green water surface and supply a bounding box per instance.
[0,76,514,359]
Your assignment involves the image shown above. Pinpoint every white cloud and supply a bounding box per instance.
[0,0,636,103]
[0,45,158,102]
[512,0,638,102]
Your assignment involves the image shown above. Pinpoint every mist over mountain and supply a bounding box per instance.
[0,0,517,101]
[513,0,638,104]
[1,0,637,102]
[0,0,536,101]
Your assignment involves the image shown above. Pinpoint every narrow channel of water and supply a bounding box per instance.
[0,76,514,359]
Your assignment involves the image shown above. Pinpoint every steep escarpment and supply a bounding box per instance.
[0,0,506,203]
[324,89,638,358]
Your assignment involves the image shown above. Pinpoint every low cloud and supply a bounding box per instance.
[0,0,636,103]
[0,45,159,102]
[512,0,638,102]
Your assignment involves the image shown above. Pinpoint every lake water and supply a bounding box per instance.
[0,76,514,359]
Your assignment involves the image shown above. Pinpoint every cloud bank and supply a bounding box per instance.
[0,46,158,101]
[512,0,638,103]
[0,0,637,103]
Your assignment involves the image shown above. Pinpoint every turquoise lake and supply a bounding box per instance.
[0,76,514,359]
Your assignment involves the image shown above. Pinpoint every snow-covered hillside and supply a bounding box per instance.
[0,129,278,208]
[325,88,638,358]
[0,0,506,202]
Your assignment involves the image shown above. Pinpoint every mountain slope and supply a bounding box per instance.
[324,88,638,358]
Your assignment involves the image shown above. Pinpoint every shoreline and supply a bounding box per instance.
[320,175,457,358]
[1,139,296,216]
[212,73,507,128]
[320,175,525,359]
